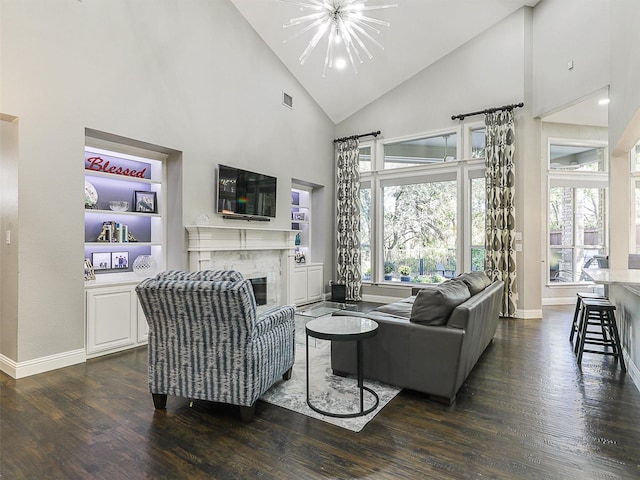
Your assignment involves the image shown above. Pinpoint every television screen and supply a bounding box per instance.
[217,164,277,219]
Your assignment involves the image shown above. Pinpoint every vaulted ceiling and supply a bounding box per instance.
[230,0,541,124]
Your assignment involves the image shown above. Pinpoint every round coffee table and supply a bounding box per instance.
[305,315,379,418]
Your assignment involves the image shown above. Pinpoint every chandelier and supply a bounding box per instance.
[282,0,397,76]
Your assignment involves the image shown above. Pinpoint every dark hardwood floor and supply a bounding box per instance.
[2,306,640,479]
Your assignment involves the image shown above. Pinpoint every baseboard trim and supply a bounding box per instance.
[623,348,640,394]
[0,349,86,379]
[513,309,543,319]
[542,297,576,306]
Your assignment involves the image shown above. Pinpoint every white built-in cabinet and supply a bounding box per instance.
[84,138,165,358]
[291,185,323,305]
[293,264,324,305]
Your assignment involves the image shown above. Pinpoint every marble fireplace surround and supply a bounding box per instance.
[186,225,296,310]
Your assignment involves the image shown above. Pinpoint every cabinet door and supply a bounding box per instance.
[307,265,324,302]
[86,286,137,355]
[293,268,309,304]
[137,300,149,343]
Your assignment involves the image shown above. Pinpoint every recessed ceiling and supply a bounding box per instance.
[230,0,541,124]
[542,88,609,127]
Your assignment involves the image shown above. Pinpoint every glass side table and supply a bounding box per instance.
[305,315,379,418]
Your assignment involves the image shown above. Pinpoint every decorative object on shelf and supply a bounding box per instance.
[96,221,131,243]
[295,251,306,264]
[295,233,301,246]
[109,200,129,212]
[195,211,211,226]
[111,251,129,269]
[84,258,96,281]
[92,252,112,270]
[84,180,98,209]
[85,155,149,179]
[293,212,306,221]
[282,0,397,76]
[134,191,157,213]
[133,254,157,277]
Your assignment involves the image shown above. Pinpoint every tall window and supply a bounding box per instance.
[548,141,608,283]
[470,175,486,271]
[360,184,372,280]
[382,177,458,282]
[384,133,457,169]
[632,141,640,253]
[358,129,482,285]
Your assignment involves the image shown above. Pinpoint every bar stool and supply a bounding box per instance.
[575,297,626,371]
[569,292,607,344]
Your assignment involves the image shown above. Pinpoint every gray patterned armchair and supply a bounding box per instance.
[135,270,295,421]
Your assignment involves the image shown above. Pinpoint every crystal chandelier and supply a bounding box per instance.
[282,0,397,76]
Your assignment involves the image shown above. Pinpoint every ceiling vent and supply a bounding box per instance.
[282,92,293,109]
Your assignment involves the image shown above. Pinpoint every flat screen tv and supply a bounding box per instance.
[217,164,277,220]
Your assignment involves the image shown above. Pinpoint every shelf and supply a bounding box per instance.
[85,208,161,218]
[85,170,160,185]
[85,242,158,247]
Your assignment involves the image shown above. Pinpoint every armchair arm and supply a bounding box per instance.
[254,305,296,337]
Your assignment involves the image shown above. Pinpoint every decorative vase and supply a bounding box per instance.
[133,255,157,277]
[295,233,301,246]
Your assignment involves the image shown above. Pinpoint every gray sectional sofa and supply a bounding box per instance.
[331,272,504,405]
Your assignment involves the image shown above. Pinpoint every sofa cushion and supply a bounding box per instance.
[456,271,491,296]
[410,280,471,325]
[374,299,415,318]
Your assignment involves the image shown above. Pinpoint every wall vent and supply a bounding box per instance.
[282,92,293,109]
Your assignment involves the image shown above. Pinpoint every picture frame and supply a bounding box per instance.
[84,258,96,281]
[92,252,112,270]
[134,190,157,213]
[111,251,129,269]
[293,211,306,221]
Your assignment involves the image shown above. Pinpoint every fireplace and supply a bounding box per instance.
[186,225,296,311]
[249,277,267,306]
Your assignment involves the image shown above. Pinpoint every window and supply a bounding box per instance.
[470,127,486,159]
[548,141,608,284]
[358,129,481,285]
[549,144,606,172]
[360,184,372,281]
[384,133,457,169]
[549,186,606,282]
[382,177,458,282]
[632,139,640,253]
[470,175,486,271]
[359,145,371,172]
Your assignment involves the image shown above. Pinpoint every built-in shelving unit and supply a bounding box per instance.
[291,185,323,305]
[84,138,167,357]
[291,187,311,264]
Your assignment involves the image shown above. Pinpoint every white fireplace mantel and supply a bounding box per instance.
[185,225,296,306]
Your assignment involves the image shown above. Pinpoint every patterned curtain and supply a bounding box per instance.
[485,110,518,317]
[336,138,362,301]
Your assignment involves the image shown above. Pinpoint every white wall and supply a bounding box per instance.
[0,0,335,367]
[0,118,19,361]
[608,0,640,269]
[532,0,610,118]
[609,0,640,153]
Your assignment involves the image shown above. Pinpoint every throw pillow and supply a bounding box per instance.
[410,280,471,326]
[456,271,491,296]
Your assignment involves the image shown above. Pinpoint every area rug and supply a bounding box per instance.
[260,316,402,432]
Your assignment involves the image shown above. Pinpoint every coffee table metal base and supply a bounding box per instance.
[305,329,379,418]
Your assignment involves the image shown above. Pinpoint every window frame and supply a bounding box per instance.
[546,138,609,286]
[358,126,484,285]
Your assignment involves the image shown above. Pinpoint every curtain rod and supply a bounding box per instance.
[451,102,524,121]
[333,130,381,144]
